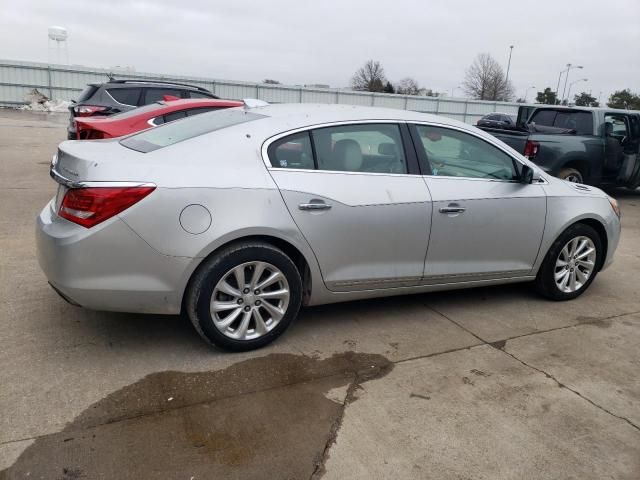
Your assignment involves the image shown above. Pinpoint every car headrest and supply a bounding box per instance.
[378,142,397,156]
[333,139,363,171]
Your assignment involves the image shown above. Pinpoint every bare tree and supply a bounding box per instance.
[463,53,514,101]
[396,77,420,95]
[351,60,386,92]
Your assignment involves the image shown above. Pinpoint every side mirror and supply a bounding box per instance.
[520,164,541,184]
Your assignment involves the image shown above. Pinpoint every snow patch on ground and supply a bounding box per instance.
[19,88,71,113]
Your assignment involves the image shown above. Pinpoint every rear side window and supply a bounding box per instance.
[144,88,183,103]
[530,109,593,135]
[268,132,314,169]
[121,109,265,153]
[312,124,407,174]
[77,85,98,102]
[188,91,216,99]
[266,124,408,174]
[186,107,223,116]
[107,88,141,106]
[163,110,187,123]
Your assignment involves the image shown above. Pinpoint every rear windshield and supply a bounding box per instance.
[529,109,593,135]
[120,108,265,153]
[77,85,99,103]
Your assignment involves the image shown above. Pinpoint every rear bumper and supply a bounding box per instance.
[36,201,191,314]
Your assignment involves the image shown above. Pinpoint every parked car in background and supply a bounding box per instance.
[74,98,243,139]
[67,79,219,139]
[38,103,621,351]
[477,112,517,129]
[478,105,640,187]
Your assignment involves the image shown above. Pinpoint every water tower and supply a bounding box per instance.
[48,26,69,64]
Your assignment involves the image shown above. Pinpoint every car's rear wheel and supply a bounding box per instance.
[558,167,584,183]
[186,241,302,351]
[534,223,602,300]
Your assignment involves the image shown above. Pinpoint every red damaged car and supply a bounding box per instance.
[74,98,243,139]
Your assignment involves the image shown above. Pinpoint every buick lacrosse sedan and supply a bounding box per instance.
[37,103,621,350]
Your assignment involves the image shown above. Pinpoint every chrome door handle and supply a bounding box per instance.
[299,202,332,211]
[439,207,466,214]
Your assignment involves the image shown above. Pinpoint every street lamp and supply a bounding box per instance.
[560,64,584,104]
[566,78,588,105]
[505,45,514,85]
[556,64,583,104]
[523,86,536,103]
[451,85,461,97]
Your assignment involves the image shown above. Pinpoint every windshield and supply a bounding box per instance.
[120,108,265,153]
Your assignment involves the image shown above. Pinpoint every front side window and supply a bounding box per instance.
[414,125,517,180]
[311,124,407,174]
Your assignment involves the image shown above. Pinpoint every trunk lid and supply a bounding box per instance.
[52,139,148,185]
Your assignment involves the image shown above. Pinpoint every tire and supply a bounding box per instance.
[534,223,603,301]
[558,167,584,183]
[186,241,302,351]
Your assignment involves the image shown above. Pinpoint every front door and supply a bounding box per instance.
[266,123,432,291]
[410,123,547,282]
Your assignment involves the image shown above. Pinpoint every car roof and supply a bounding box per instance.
[243,102,471,130]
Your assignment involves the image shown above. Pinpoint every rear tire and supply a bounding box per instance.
[558,167,584,183]
[186,241,302,351]
[534,223,602,301]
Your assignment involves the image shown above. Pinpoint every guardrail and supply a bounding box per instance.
[0,59,523,124]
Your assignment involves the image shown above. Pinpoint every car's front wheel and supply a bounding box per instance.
[534,223,602,300]
[186,241,302,351]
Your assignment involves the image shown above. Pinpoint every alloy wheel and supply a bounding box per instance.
[210,261,290,340]
[554,236,596,293]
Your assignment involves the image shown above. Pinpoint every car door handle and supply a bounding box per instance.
[299,202,332,211]
[439,206,466,214]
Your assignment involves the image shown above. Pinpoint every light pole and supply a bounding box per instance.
[505,45,514,85]
[566,78,588,105]
[523,86,536,103]
[561,64,584,104]
[451,85,461,97]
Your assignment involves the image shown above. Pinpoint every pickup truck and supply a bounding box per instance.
[477,105,640,188]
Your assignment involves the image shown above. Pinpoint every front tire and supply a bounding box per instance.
[534,223,602,301]
[186,241,302,351]
[558,167,584,183]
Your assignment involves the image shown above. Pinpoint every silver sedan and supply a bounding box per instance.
[36,103,622,350]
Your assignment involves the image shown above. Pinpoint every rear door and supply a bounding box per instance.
[410,123,547,282]
[266,122,432,291]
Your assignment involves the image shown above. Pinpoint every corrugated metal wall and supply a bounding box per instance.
[0,59,521,123]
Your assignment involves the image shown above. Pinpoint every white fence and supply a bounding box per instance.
[0,59,522,124]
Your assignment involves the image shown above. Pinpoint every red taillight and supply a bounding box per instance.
[74,105,107,117]
[58,186,155,228]
[523,140,539,159]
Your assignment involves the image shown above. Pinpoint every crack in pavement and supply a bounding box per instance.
[424,303,640,433]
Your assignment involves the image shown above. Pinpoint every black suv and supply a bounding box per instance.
[67,79,218,139]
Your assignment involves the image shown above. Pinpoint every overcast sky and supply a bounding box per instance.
[2,0,639,103]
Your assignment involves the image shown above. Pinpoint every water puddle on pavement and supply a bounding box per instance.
[1,352,392,480]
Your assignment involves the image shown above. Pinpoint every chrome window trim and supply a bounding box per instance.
[261,119,548,183]
[261,119,412,177]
